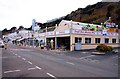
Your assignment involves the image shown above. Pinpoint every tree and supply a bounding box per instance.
[10,27,17,33]
[2,28,8,35]
[18,26,24,30]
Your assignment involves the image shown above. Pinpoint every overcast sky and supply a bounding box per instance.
[0,0,102,30]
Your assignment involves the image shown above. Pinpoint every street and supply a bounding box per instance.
[1,43,118,78]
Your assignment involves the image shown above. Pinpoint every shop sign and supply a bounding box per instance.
[94,32,102,35]
[72,29,119,36]
[46,31,55,36]
[107,33,119,36]
[72,29,94,35]
[56,30,70,35]
[39,33,45,37]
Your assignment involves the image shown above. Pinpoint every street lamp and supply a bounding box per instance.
[45,27,47,47]
[38,27,41,47]
[55,24,57,50]
[70,20,73,51]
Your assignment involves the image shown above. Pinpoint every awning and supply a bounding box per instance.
[17,38,25,41]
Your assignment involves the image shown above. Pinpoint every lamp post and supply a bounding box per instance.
[70,20,73,51]
[55,24,57,50]
[28,31,31,47]
[38,27,41,47]
[45,27,47,47]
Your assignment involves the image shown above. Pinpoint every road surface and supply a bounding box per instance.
[1,43,118,78]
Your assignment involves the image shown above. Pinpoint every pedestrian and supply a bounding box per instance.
[4,43,7,50]
[46,44,50,50]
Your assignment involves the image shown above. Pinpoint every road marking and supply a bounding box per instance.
[28,67,37,70]
[27,61,32,64]
[35,66,42,70]
[22,58,26,61]
[66,62,75,65]
[91,60,99,63]
[4,70,21,74]
[113,56,118,58]
[82,52,87,54]
[15,54,17,56]
[18,56,21,58]
[79,55,95,59]
[46,73,57,79]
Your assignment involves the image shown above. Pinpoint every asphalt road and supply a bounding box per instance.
[1,43,118,78]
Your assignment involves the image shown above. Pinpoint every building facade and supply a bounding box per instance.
[7,20,120,51]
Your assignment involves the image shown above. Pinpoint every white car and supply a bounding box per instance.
[0,40,5,48]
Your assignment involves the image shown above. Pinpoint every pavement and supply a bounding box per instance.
[1,43,119,78]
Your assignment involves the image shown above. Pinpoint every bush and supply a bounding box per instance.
[107,46,113,51]
[96,44,113,52]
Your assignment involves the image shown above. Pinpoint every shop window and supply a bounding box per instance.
[85,38,91,44]
[112,39,116,43]
[105,38,109,43]
[75,37,82,43]
[95,38,101,43]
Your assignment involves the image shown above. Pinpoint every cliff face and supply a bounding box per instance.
[43,2,120,29]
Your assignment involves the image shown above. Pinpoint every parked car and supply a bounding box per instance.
[0,40,5,48]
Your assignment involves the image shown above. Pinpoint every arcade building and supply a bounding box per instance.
[7,19,120,51]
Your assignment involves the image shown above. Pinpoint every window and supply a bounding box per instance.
[85,38,91,44]
[75,37,82,43]
[95,38,101,43]
[105,38,109,43]
[112,39,116,43]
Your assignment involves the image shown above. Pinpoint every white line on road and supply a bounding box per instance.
[66,62,75,65]
[27,61,32,64]
[91,60,99,63]
[4,70,21,74]
[46,73,57,79]
[82,52,87,54]
[28,67,37,70]
[15,54,17,56]
[79,55,95,59]
[18,56,21,58]
[22,58,26,61]
[35,66,42,70]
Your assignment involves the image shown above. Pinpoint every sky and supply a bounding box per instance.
[0,0,102,30]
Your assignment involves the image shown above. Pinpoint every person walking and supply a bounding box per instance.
[4,43,7,50]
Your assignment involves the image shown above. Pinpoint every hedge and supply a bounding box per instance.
[96,44,113,52]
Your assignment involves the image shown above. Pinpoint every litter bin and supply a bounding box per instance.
[75,43,81,51]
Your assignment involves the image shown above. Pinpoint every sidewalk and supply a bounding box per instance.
[22,45,69,53]
[19,45,95,58]
[10,44,119,59]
